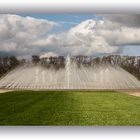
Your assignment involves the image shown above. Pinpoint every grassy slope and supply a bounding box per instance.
[0,90,140,125]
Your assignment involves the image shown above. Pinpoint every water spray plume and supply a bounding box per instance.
[0,55,140,90]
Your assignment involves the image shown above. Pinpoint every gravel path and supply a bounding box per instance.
[0,89,13,94]
[117,89,140,97]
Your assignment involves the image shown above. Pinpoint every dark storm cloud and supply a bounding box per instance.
[103,14,140,27]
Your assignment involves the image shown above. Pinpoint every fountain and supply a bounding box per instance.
[65,55,70,89]
[0,55,140,90]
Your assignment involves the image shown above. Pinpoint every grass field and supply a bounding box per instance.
[0,90,140,125]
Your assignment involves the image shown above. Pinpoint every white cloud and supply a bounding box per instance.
[36,17,140,56]
[32,35,59,46]
[40,52,59,58]
[0,14,56,56]
[0,42,17,52]
[33,19,120,56]
[1,14,140,58]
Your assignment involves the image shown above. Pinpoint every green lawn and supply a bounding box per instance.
[0,90,140,125]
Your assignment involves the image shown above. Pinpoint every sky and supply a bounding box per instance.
[0,14,140,58]
[19,14,102,33]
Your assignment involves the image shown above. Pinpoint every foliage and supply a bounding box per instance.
[0,56,19,77]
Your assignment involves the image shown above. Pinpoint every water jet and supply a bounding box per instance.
[0,55,140,90]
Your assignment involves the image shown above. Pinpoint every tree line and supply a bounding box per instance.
[31,55,140,80]
[0,55,140,81]
[0,56,20,78]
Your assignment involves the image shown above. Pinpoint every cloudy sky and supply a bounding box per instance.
[0,14,140,58]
